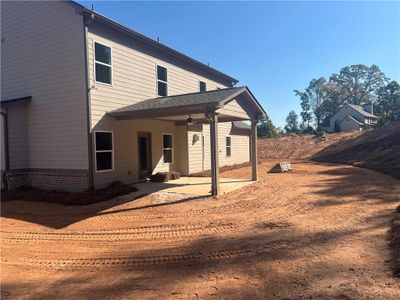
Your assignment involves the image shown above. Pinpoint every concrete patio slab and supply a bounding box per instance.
[135,177,255,197]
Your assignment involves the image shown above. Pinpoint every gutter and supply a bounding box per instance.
[83,12,95,189]
[1,110,10,189]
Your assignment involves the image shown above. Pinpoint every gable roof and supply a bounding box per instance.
[347,104,377,118]
[68,1,238,86]
[108,86,265,120]
[341,115,364,126]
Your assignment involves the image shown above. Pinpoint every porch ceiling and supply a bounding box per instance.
[107,86,266,122]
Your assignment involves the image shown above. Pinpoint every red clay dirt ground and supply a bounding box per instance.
[1,160,400,299]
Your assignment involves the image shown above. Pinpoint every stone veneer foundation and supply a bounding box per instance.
[5,169,89,192]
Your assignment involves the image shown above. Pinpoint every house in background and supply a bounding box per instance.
[328,103,378,132]
[1,1,265,195]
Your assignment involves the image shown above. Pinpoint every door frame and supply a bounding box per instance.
[137,132,152,181]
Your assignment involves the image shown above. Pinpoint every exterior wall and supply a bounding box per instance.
[329,104,366,131]
[92,118,184,188]
[340,117,362,132]
[188,122,250,174]
[1,1,89,173]
[176,125,189,175]
[86,23,237,186]
[87,27,229,130]
[7,103,29,169]
[217,100,250,120]
[6,169,88,192]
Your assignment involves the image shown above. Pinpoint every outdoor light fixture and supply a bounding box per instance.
[187,115,194,126]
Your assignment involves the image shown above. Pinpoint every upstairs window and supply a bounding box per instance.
[226,137,232,157]
[95,131,113,172]
[94,42,112,85]
[162,134,174,163]
[157,65,168,96]
[199,81,206,92]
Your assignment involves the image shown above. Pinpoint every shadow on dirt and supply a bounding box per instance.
[312,122,400,179]
[0,182,208,229]
[2,225,396,299]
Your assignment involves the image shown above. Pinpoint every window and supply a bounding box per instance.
[226,137,231,157]
[94,42,112,84]
[199,81,206,92]
[95,131,113,171]
[162,134,173,163]
[157,65,168,96]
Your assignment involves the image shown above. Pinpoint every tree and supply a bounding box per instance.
[329,64,388,106]
[375,80,400,124]
[257,114,277,138]
[294,77,327,129]
[322,82,346,118]
[298,91,313,128]
[284,110,299,133]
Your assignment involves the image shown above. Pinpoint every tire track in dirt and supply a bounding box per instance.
[1,222,239,243]
[4,239,301,271]
[96,185,296,220]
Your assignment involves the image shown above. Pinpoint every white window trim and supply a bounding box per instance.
[199,80,206,92]
[156,64,168,97]
[162,133,174,164]
[93,41,113,86]
[226,136,232,158]
[94,130,114,173]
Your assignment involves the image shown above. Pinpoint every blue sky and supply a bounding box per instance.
[78,1,400,127]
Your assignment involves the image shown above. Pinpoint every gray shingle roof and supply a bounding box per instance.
[341,115,364,125]
[109,87,245,114]
[348,104,377,118]
[232,121,251,130]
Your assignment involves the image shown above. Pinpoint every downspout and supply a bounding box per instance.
[83,12,95,189]
[1,110,10,190]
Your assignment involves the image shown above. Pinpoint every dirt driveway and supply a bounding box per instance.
[1,161,399,299]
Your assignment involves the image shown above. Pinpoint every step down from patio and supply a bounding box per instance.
[150,172,181,182]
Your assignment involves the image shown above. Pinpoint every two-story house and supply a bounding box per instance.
[1,1,265,195]
[329,103,378,132]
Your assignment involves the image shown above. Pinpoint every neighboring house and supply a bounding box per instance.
[328,103,378,132]
[1,1,265,195]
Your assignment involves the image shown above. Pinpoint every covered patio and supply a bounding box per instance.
[134,176,255,198]
[108,86,266,196]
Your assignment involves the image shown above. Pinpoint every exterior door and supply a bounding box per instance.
[138,132,152,181]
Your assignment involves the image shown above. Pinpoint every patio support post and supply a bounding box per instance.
[210,112,220,196]
[251,119,258,181]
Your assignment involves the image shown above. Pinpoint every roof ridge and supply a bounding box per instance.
[147,86,244,101]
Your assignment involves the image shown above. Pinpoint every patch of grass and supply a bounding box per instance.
[1,182,137,205]
[389,205,400,277]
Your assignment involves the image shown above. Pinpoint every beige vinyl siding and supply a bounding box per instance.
[92,118,182,187]
[0,114,5,171]
[86,28,234,185]
[176,125,189,175]
[87,31,229,129]
[217,99,250,119]
[187,125,204,173]
[1,1,88,170]
[7,103,29,169]
[188,122,250,174]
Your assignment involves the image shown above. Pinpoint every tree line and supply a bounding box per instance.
[258,64,400,137]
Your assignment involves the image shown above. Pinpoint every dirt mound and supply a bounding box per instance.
[312,122,400,179]
[257,131,360,160]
